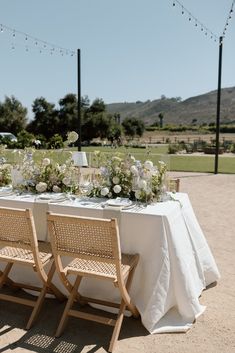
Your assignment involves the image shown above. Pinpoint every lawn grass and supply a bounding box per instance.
[169,155,235,174]
[2,146,235,174]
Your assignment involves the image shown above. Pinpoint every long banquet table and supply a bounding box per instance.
[0,190,220,334]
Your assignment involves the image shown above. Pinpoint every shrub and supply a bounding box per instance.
[168,144,179,154]
[47,134,64,149]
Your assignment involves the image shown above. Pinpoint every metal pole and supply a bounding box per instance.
[77,48,81,151]
[214,36,223,174]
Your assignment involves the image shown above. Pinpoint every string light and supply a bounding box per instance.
[222,0,235,39]
[171,0,218,42]
[0,22,75,57]
[171,0,235,43]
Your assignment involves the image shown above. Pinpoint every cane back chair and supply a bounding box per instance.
[168,177,180,192]
[0,207,65,329]
[47,212,139,352]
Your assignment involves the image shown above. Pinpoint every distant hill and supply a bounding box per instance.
[106,87,235,126]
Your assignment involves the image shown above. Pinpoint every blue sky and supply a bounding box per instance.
[0,0,235,119]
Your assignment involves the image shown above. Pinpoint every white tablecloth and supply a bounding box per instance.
[0,191,220,333]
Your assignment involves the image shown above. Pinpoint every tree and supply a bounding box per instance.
[158,113,164,128]
[107,123,122,144]
[122,118,145,139]
[0,96,27,134]
[27,97,58,139]
[88,98,106,114]
[57,93,78,138]
[82,113,114,142]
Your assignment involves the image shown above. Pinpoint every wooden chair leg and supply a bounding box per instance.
[45,261,65,301]
[0,263,13,289]
[109,299,126,352]
[26,261,65,330]
[109,266,139,352]
[56,275,82,337]
[119,267,139,318]
[26,283,48,330]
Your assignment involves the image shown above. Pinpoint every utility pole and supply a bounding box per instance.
[77,49,81,151]
[214,36,223,174]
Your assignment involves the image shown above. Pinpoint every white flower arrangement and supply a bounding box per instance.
[88,153,167,203]
[17,148,80,194]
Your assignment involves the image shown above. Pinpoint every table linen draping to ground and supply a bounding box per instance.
[0,190,220,333]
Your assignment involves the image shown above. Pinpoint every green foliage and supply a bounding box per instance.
[16,130,35,148]
[87,98,106,114]
[57,94,78,138]
[168,144,179,154]
[0,96,27,134]
[158,113,164,128]
[27,97,58,139]
[122,117,145,139]
[47,134,64,149]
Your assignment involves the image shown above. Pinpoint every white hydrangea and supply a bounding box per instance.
[101,187,109,196]
[113,184,121,194]
[36,182,47,193]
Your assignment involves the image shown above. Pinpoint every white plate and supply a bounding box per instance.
[106,198,132,207]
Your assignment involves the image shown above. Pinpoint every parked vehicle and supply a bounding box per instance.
[0,132,18,142]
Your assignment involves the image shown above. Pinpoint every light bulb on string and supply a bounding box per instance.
[25,36,28,41]
[0,25,3,33]
[173,2,175,6]
[13,31,16,38]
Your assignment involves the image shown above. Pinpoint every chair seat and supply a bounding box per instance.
[65,253,139,280]
[0,242,52,265]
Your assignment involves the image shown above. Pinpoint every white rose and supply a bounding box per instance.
[130,165,138,175]
[135,190,142,200]
[113,184,121,194]
[144,160,153,170]
[112,176,120,184]
[52,185,61,193]
[36,182,47,193]
[62,177,71,186]
[101,187,109,196]
[138,179,147,190]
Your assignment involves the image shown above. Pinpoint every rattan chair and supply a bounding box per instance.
[0,207,65,329]
[47,213,139,352]
[168,178,180,192]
